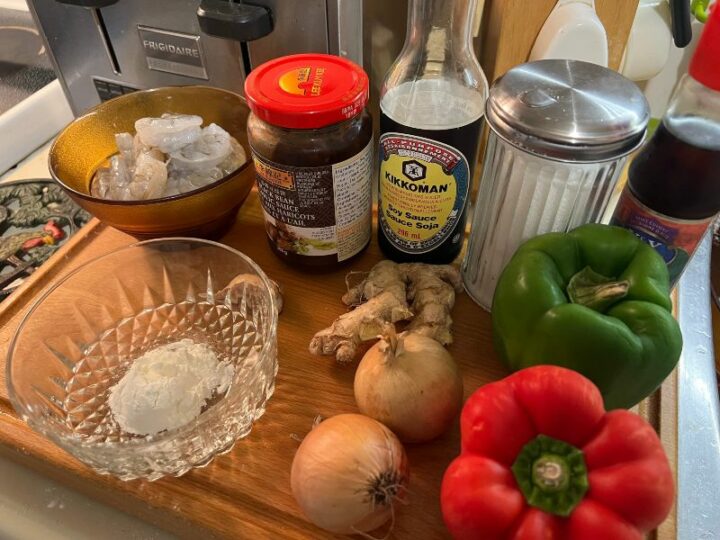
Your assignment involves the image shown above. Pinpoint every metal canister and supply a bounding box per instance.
[462,59,650,310]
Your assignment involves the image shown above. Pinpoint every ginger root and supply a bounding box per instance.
[402,263,463,345]
[309,261,413,363]
[309,261,462,363]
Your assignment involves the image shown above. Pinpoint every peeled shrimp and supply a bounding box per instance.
[92,113,247,201]
[91,167,114,198]
[134,113,202,153]
[91,155,132,199]
[218,137,247,175]
[130,152,168,199]
[109,154,131,185]
[169,165,224,190]
[115,133,135,166]
[132,133,165,162]
[169,123,233,171]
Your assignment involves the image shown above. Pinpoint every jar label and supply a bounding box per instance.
[252,141,372,261]
[611,188,713,285]
[378,132,470,254]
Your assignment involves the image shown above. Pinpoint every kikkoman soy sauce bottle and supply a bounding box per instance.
[377,0,488,263]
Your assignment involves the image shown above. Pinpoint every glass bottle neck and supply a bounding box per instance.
[379,0,487,129]
[405,0,475,52]
[666,75,720,124]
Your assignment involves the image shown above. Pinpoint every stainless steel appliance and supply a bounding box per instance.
[27,0,364,115]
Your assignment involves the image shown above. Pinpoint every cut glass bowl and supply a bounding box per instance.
[6,238,278,481]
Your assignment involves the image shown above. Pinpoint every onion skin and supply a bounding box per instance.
[354,332,464,443]
[290,414,409,534]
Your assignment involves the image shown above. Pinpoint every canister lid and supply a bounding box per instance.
[486,60,650,162]
[244,53,369,130]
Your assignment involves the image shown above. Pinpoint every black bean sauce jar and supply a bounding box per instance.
[245,54,373,269]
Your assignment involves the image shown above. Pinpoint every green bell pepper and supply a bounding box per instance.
[492,224,682,410]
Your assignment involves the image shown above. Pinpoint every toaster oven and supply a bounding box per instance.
[27,0,364,115]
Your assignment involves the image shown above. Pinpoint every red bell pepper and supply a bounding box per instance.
[441,365,674,540]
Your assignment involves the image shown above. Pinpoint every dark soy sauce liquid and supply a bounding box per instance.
[627,116,720,220]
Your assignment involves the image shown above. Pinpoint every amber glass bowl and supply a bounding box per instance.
[49,86,254,238]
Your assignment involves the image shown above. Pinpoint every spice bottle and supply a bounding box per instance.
[611,4,720,286]
[245,54,373,269]
[377,0,488,263]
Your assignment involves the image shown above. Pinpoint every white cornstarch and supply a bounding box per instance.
[108,339,234,435]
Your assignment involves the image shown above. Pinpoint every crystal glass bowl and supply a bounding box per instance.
[6,239,278,481]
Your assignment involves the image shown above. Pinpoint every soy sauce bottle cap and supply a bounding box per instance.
[689,4,720,91]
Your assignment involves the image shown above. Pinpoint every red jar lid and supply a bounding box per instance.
[244,53,369,129]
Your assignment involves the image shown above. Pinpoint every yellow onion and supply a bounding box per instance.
[290,414,409,534]
[354,329,463,442]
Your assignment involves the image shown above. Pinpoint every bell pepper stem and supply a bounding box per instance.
[567,266,629,312]
[533,456,569,491]
[512,435,589,517]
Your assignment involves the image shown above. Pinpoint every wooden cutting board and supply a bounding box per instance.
[0,190,677,539]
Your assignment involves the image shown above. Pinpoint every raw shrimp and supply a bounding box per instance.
[135,113,202,153]
[115,133,135,166]
[132,133,164,162]
[92,153,167,201]
[109,154,132,185]
[164,178,182,197]
[169,123,233,171]
[90,167,115,198]
[92,113,247,201]
[169,165,224,190]
[131,152,168,199]
[218,138,248,175]
[91,155,131,200]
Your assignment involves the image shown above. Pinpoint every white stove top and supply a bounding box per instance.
[0,80,73,176]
